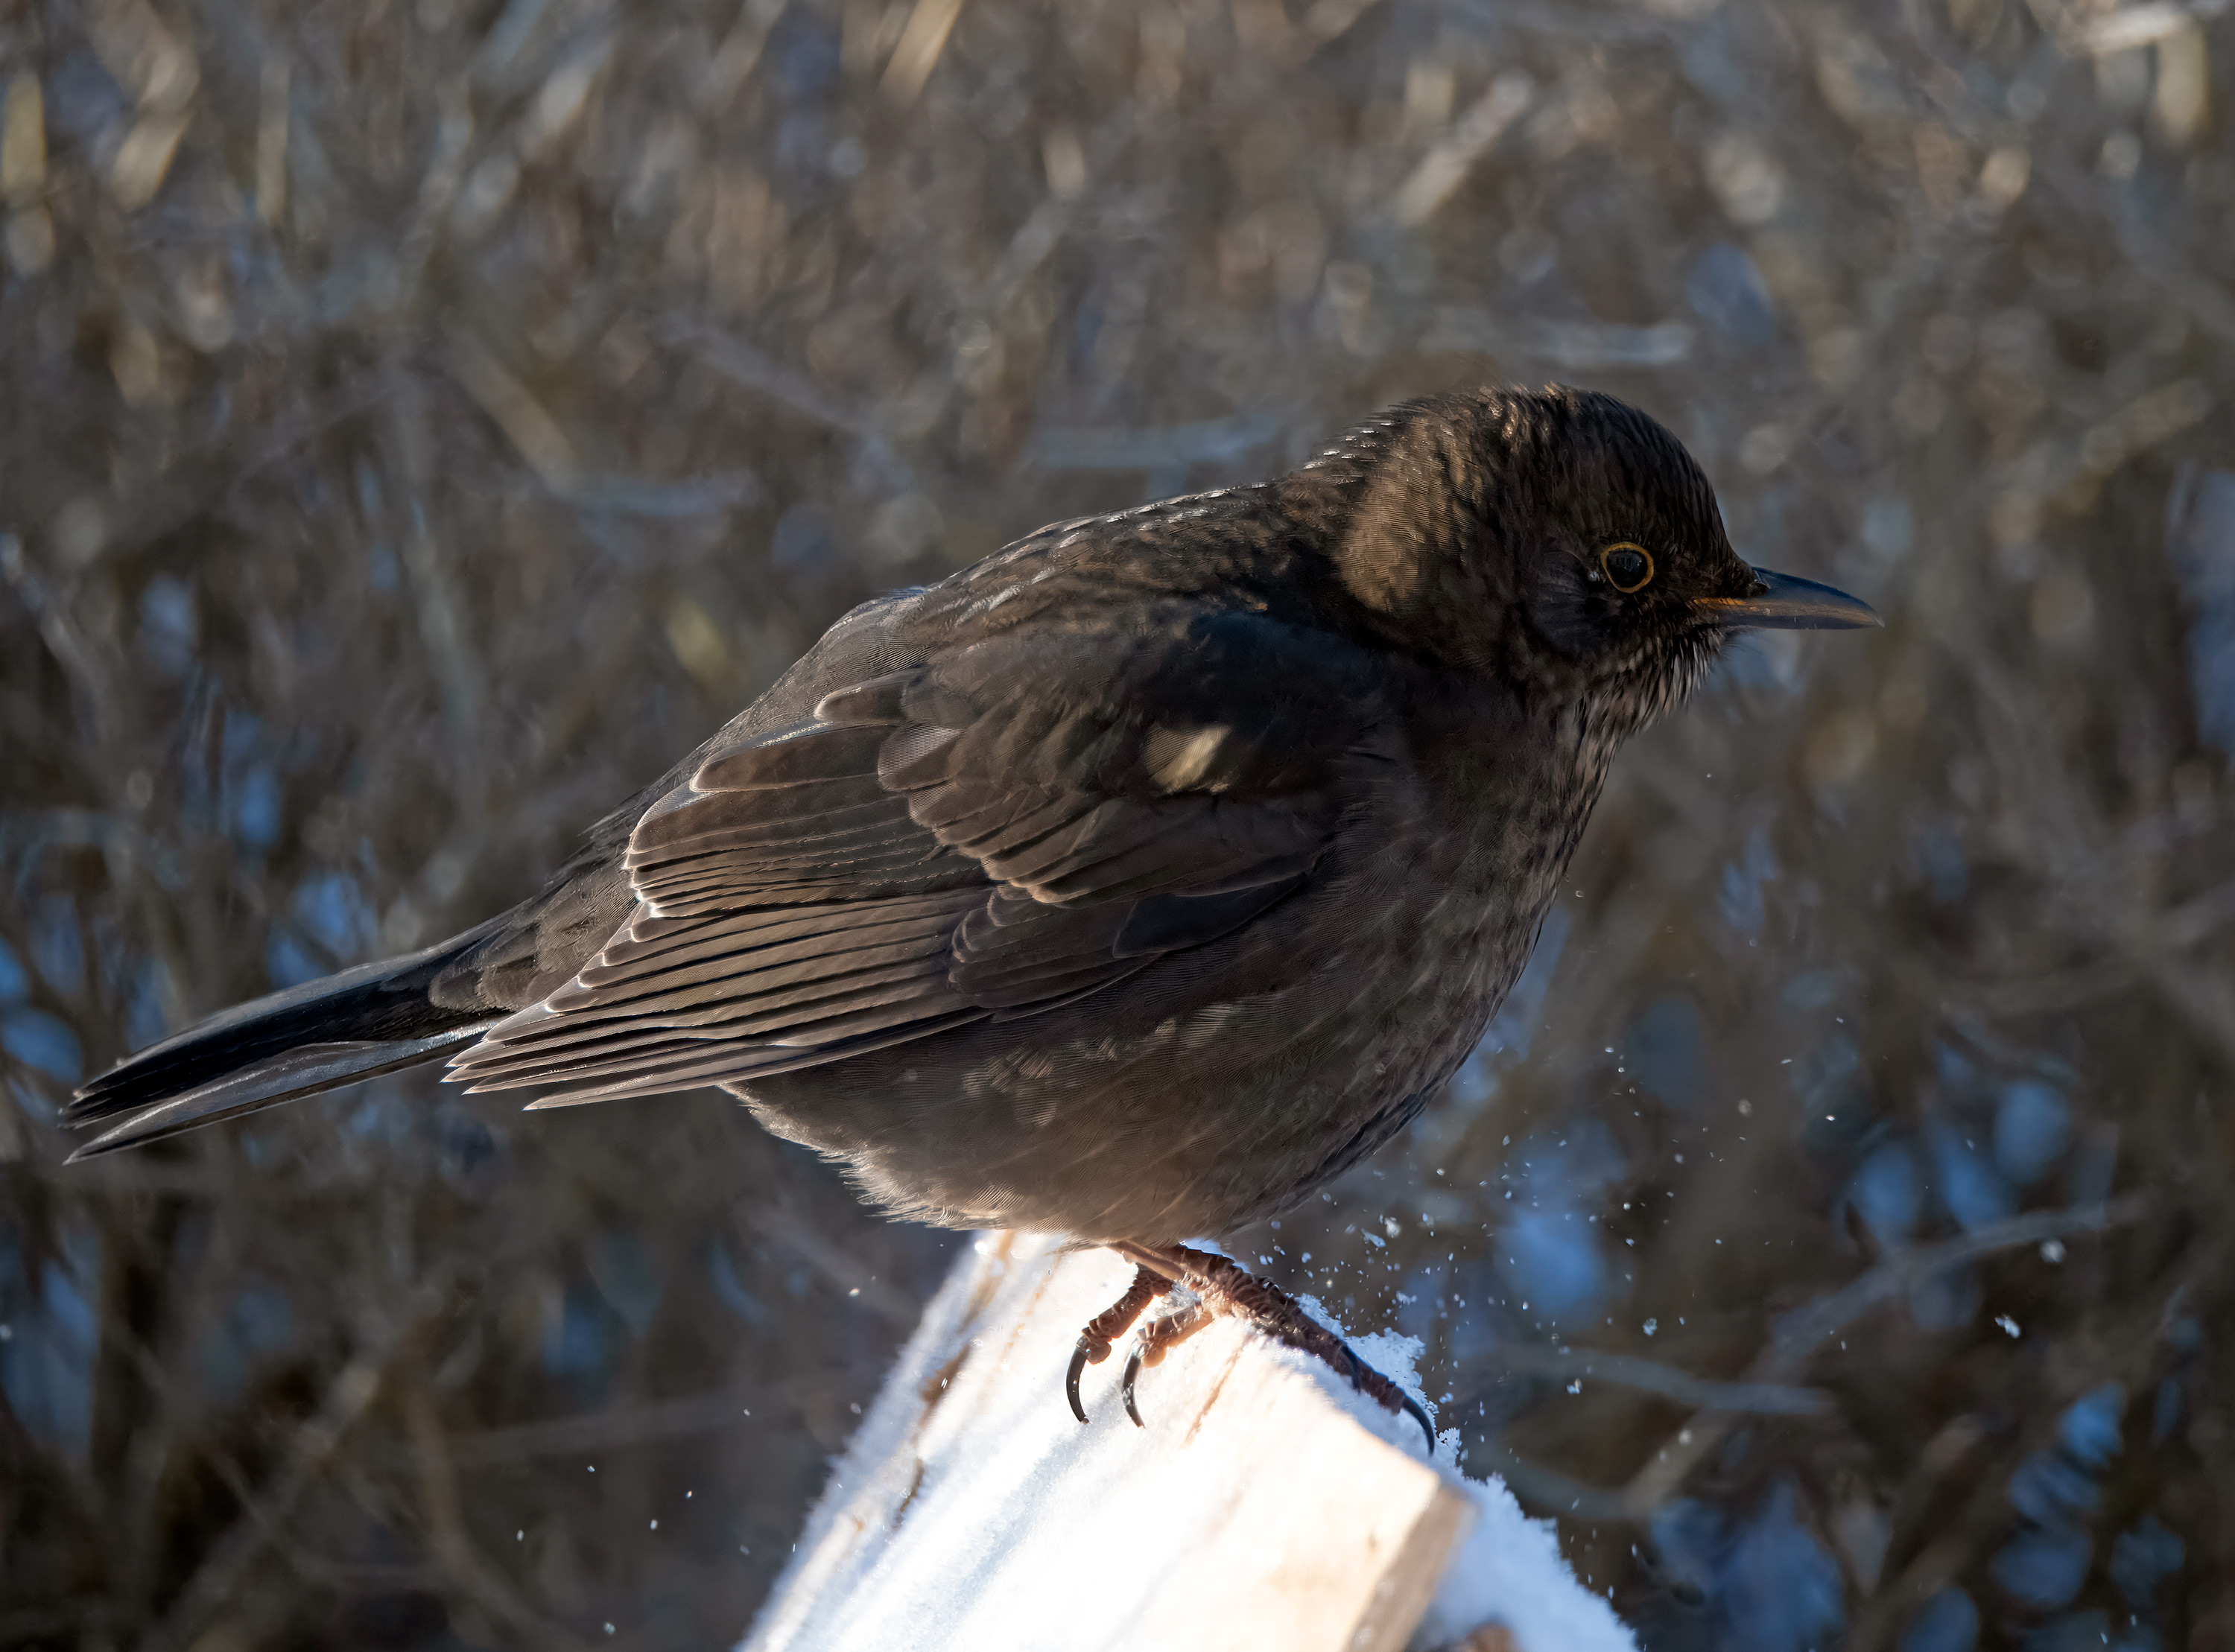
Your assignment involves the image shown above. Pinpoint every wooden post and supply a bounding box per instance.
[742,1233,1635,1652]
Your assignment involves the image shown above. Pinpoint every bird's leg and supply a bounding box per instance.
[1065,1265,1170,1423]
[1109,1240,1436,1451]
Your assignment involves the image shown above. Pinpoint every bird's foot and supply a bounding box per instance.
[1100,1241,1437,1452]
[1065,1265,1171,1424]
[1120,1301,1214,1427]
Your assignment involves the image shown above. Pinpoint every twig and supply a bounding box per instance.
[741,1205,922,1330]
[1766,1197,2149,1365]
[879,0,967,106]
[1619,1198,2149,1516]
[668,318,916,495]
[1484,1199,2150,1523]
[1470,1343,1832,1417]
[436,1385,765,1467]
[1387,72,1534,229]
[1028,414,1284,474]
[402,1377,603,1652]
[1845,1224,2235,1652]
[142,1283,451,1652]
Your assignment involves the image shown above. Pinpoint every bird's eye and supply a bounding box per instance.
[1600,542,1654,594]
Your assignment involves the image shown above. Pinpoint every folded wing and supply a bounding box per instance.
[448,604,1394,1105]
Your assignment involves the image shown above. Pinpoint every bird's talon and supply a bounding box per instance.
[1103,1242,1439,1454]
[1400,1392,1436,1454]
[1065,1341,1095,1424]
[1065,1265,1168,1427]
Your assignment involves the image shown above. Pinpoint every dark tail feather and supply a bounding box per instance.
[66,1029,486,1159]
[65,938,500,1161]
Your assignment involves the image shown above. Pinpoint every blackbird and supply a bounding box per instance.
[66,385,1877,1441]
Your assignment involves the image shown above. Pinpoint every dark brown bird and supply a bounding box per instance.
[66,386,1876,1440]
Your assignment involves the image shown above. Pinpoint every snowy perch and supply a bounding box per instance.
[742,1233,1635,1652]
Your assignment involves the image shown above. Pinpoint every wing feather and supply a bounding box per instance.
[450,597,1398,1103]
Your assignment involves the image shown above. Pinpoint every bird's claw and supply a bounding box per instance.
[1069,1248,1436,1451]
[1065,1265,1168,1426]
[1110,1303,1208,1429]
[1396,1388,1437,1452]
[1065,1338,1099,1424]
[1094,1243,1437,1453]
[1331,1341,1435,1451]
[1121,1346,1147,1427]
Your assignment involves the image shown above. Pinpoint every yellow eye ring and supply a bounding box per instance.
[1600,541,1655,594]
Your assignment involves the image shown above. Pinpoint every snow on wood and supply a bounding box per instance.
[741,1232,1636,1652]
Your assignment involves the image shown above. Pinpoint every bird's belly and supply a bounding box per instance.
[739,787,1573,1244]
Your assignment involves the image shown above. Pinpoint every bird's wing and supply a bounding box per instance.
[448,606,1396,1105]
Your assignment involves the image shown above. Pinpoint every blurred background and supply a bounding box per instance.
[1,0,2232,1646]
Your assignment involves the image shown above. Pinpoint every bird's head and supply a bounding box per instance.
[1314,385,1877,731]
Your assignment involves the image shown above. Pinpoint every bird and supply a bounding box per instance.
[65,384,1877,1443]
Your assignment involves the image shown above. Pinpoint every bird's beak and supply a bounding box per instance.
[1694,567,1882,631]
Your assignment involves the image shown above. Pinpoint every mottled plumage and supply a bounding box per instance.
[68,387,1874,1257]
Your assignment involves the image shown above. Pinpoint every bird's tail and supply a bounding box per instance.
[63,933,503,1161]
